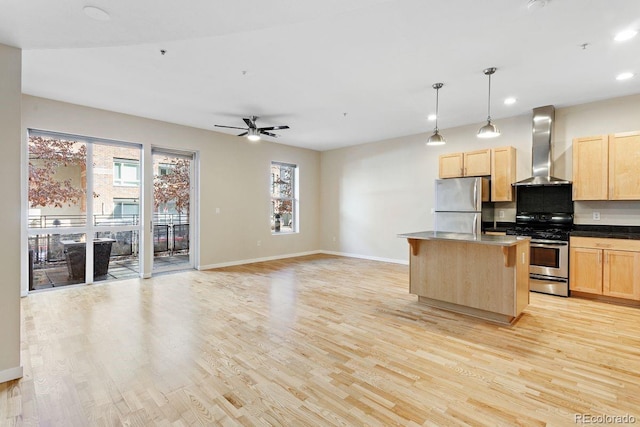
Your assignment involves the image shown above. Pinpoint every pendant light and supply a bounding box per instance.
[426,83,446,146]
[477,67,501,139]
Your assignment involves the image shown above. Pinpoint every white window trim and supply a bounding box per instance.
[271,161,298,234]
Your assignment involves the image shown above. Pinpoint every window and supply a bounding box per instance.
[113,198,139,218]
[113,159,140,186]
[270,162,298,233]
[158,163,173,176]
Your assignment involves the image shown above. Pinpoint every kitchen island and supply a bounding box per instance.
[398,231,530,325]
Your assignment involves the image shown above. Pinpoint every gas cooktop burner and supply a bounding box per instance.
[507,212,573,241]
[507,227,570,241]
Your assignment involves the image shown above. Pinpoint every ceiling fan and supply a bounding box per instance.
[215,116,290,141]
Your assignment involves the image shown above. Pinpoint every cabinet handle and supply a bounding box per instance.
[522,252,525,264]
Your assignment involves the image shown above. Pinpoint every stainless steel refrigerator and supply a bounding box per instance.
[434,177,493,234]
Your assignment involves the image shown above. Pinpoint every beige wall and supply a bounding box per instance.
[320,94,640,263]
[22,96,322,271]
[0,44,22,382]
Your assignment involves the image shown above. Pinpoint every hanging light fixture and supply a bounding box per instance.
[426,83,446,146]
[477,67,501,139]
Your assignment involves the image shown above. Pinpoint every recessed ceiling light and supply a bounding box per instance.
[427,114,437,121]
[83,6,110,21]
[614,29,638,42]
[504,97,517,105]
[616,72,635,81]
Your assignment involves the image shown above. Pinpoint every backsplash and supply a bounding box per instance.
[574,200,640,226]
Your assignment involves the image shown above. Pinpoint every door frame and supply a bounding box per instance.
[147,146,199,276]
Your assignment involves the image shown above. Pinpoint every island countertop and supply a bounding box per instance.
[397,231,529,246]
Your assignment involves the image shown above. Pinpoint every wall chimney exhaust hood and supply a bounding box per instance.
[514,105,571,186]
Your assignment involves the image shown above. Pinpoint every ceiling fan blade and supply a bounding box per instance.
[237,132,248,136]
[243,118,256,128]
[258,125,289,131]
[261,131,278,138]
[215,125,247,130]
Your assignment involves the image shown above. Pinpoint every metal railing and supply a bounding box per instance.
[28,214,189,261]
[28,214,141,228]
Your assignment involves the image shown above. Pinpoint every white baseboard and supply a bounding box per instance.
[0,366,23,384]
[320,250,409,265]
[199,250,409,270]
[199,250,323,270]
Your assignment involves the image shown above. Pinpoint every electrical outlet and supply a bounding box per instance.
[332,236,336,242]
[257,240,261,246]
[431,208,435,214]
[499,210,505,219]
[593,212,600,220]
[215,207,220,214]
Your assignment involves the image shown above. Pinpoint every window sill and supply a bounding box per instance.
[271,231,298,235]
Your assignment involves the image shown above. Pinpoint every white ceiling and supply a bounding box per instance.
[2,0,639,151]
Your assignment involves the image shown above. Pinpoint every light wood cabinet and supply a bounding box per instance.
[603,250,640,299]
[609,131,640,200]
[439,153,464,178]
[438,149,490,178]
[572,131,640,200]
[491,146,516,202]
[464,149,492,177]
[570,237,640,300]
[569,246,602,294]
[572,135,608,200]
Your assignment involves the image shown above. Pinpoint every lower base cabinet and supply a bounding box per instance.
[570,237,640,300]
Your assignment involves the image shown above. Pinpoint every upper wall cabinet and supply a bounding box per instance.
[439,147,516,202]
[438,149,491,179]
[491,146,516,202]
[573,131,640,200]
[572,135,608,200]
[609,131,640,200]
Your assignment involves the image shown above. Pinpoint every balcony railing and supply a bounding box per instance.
[28,214,189,261]
[28,213,189,228]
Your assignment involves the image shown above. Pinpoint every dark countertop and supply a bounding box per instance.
[571,225,640,240]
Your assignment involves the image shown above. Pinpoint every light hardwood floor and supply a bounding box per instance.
[2,254,640,426]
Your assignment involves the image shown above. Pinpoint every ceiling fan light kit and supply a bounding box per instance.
[426,82,446,146]
[477,67,501,139]
[247,128,261,142]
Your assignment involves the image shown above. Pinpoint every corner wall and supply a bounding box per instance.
[0,43,23,383]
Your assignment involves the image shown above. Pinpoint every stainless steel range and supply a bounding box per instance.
[508,105,574,297]
[507,211,573,296]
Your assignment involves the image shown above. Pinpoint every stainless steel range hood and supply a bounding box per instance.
[514,105,571,186]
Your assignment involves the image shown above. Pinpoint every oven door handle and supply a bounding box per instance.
[530,242,568,248]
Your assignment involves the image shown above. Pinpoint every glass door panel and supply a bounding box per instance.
[27,134,88,289]
[152,150,193,272]
[91,142,141,282]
